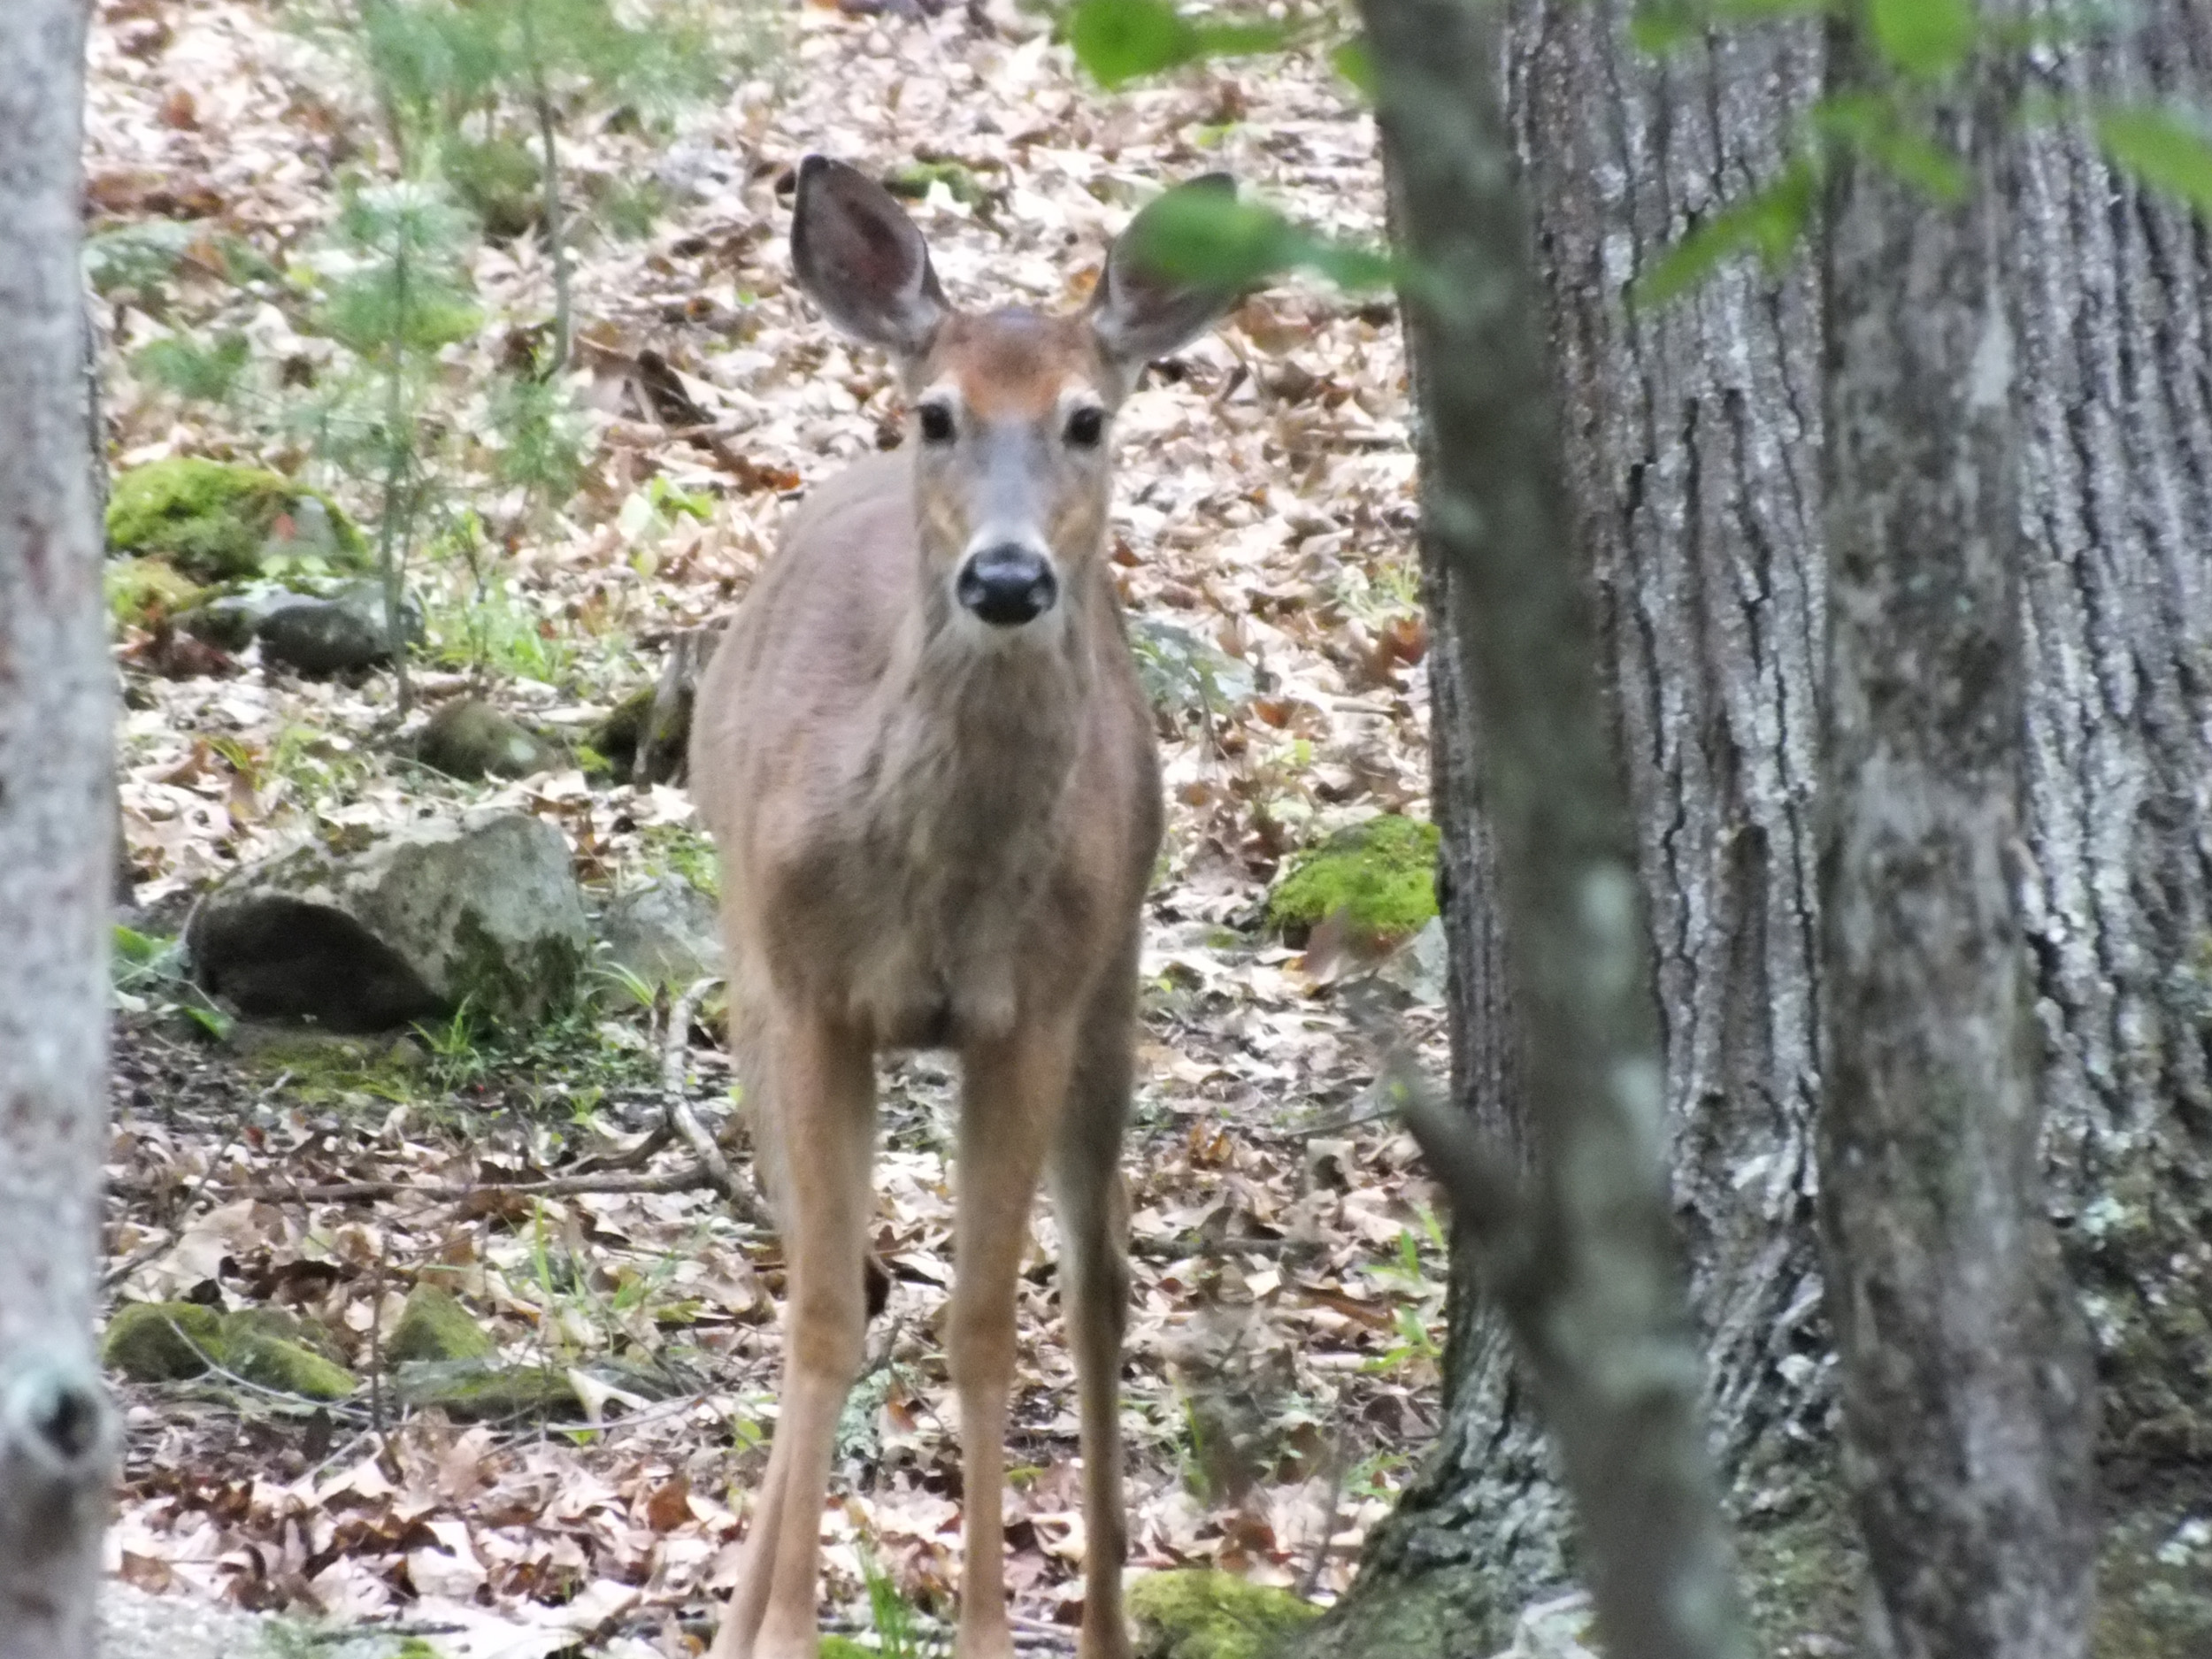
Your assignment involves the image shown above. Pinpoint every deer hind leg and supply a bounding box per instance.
[1050,964,1138,1659]
[710,1011,876,1659]
[952,1017,1077,1659]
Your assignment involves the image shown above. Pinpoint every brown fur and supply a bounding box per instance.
[691,156,1233,1659]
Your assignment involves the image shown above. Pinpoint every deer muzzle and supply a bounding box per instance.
[956,542,1059,627]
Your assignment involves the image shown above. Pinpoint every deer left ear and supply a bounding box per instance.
[1088,173,1244,375]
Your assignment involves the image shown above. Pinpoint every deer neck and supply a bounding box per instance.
[863,559,1096,863]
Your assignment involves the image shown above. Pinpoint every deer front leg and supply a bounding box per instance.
[952,1020,1075,1659]
[1050,996,1136,1659]
[711,1013,876,1659]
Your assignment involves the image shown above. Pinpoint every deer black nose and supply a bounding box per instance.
[956,543,1058,626]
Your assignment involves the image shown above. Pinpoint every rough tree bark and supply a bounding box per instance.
[0,4,121,1656]
[1307,0,1752,1647]
[1816,16,2094,1657]
[1295,2,2212,1655]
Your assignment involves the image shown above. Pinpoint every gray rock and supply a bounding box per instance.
[417,697,560,781]
[256,579,423,674]
[176,581,293,651]
[186,810,590,1031]
[597,875,723,993]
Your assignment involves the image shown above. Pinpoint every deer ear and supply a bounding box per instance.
[1089,173,1243,373]
[790,155,947,357]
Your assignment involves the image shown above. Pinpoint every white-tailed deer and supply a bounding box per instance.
[688,156,1241,1659]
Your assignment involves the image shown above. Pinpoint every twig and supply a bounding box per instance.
[661,976,769,1225]
[1296,1447,1348,1601]
[107,1163,731,1207]
[569,1117,676,1174]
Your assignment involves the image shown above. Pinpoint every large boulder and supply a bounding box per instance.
[186,811,590,1032]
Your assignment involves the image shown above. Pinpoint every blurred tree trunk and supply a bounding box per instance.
[0,4,119,1656]
[1816,13,2093,1655]
[1294,2,2212,1655]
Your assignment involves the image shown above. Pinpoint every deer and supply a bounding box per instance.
[687,155,1242,1659]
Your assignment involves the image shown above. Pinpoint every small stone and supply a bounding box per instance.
[257,580,420,675]
[388,1285,496,1363]
[102,1302,223,1382]
[417,697,560,782]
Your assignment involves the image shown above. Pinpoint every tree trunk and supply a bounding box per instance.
[1296,2,2212,1655]
[1816,16,2094,1656]
[0,4,120,1655]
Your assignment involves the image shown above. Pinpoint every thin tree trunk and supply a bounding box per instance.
[0,3,121,1655]
[1816,17,2095,1657]
[1300,0,1748,1651]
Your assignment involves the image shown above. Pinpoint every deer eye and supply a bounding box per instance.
[1064,405,1106,448]
[917,402,956,444]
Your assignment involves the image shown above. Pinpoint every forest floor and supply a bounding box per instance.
[92,1,1453,1654]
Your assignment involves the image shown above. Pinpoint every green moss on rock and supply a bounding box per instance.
[388,1286,496,1363]
[417,698,560,782]
[1267,816,1440,945]
[105,457,365,582]
[396,1358,580,1420]
[103,1302,224,1382]
[224,1327,358,1400]
[1128,1571,1320,1659]
[106,556,204,626]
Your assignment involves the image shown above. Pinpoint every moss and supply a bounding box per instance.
[224,1306,346,1363]
[223,1327,358,1400]
[1128,1571,1321,1659]
[388,1286,496,1363]
[103,1302,224,1382]
[884,158,987,207]
[104,1302,357,1398]
[449,907,588,1031]
[416,698,560,782]
[105,555,204,626]
[443,134,543,239]
[1737,1503,1864,1655]
[224,1023,426,1105]
[396,1358,580,1420]
[1267,816,1440,945]
[2097,1494,2212,1657]
[586,684,691,785]
[105,457,365,583]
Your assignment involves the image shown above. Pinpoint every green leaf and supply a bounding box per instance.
[1814,90,1969,199]
[1632,159,1818,309]
[1331,38,1376,96]
[1065,0,1284,86]
[1868,0,1976,80]
[1630,0,1832,57]
[1122,189,1399,294]
[2097,103,2212,220]
[1068,0,1199,87]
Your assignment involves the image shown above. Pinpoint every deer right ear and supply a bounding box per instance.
[790,155,947,358]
